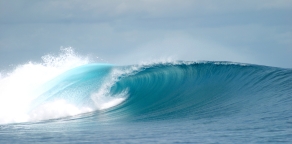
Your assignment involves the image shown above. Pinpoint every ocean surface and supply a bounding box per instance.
[0,49,292,143]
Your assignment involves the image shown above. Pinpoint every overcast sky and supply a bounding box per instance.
[0,0,291,69]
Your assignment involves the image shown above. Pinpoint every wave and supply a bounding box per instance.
[102,62,292,123]
[0,48,292,126]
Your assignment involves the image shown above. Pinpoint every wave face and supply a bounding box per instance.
[105,62,292,123]
[0,50,292,143]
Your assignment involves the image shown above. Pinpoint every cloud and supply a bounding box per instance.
[0,0,291,68]
[1,0,292,23]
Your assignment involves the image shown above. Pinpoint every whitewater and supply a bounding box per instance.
[0,48,292,143]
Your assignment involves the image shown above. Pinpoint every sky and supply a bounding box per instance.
[0,0,291,69]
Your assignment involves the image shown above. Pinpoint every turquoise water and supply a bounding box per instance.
[1,62,292,143]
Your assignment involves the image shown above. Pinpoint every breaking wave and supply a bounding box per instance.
[0,48,291,129]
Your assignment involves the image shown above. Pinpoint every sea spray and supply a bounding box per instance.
[0,48,127,124]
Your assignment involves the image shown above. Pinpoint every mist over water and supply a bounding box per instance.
[0,48,292,143]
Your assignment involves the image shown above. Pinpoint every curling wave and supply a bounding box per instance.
[0,49,291,127]
[100,62,292,124]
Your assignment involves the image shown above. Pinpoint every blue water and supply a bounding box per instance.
[1,61,292,143]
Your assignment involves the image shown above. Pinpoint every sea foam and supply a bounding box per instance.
[0,48,124,124]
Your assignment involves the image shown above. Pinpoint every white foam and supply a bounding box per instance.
[91,68,132,110]
[0,48,90,124]
[92,92,126,110]
[29,99,93,122]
